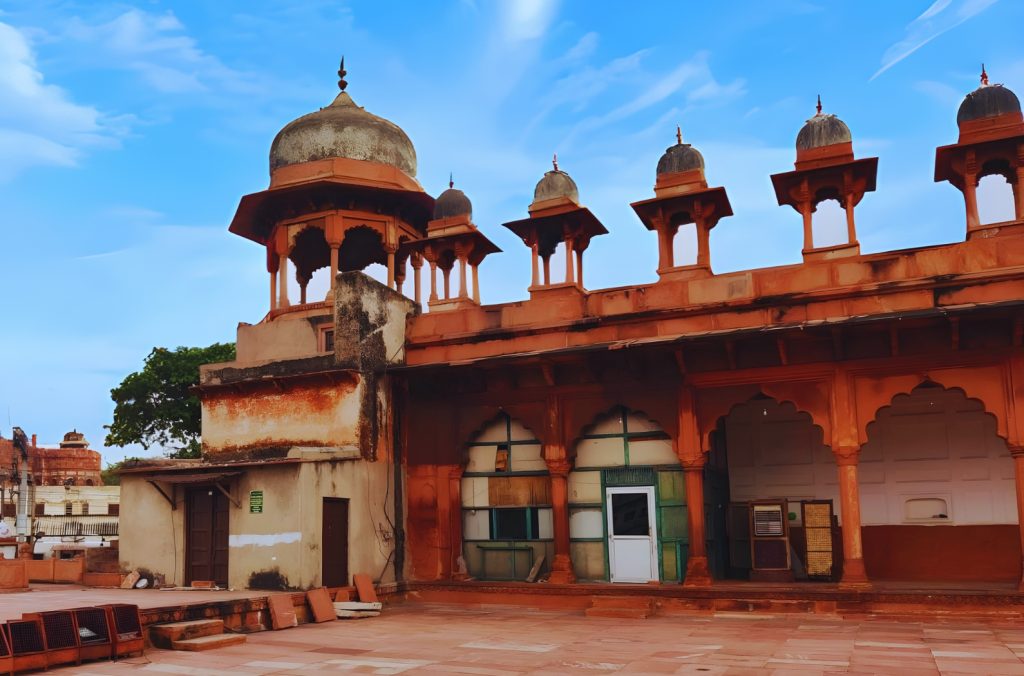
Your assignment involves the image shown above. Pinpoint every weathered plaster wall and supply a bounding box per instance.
[201,378,363,456]
[120,459,397,590]
[119,476,184,585]
[235,317,321,364]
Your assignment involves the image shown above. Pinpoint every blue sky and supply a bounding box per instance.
[0,0,1020,464]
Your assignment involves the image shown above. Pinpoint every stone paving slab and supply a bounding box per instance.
[44,602,1024,675]
[0,583,264,621]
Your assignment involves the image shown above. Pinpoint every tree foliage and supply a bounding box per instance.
[105,343,235,459]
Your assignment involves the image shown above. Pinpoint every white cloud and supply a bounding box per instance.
[500,0,559,43]
[62,9,257,95]
[561,51,745,150]
[871,0,999,80]
[0,21,114,179]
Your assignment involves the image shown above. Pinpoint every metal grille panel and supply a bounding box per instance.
[603,467,655,487]
[41,612,78,650]
[8,620,45,655]
[111,605,141,637]
[73,608,110,644]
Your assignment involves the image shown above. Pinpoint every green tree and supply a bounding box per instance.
[105,343,235,459]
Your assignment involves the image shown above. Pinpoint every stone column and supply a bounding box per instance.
[800,200,814,251]
[835,445,870,587]
[449,466,468,581]
[964,165,980,231]
[428,260,438,302]
[1015,163,1024,221]
[575,248,584,286]
[269,270,277,312]
[564,237,574,284]
[458,256,468,299]
[471,264,480,303]
[531,241,540,288]
[542,255,551,286]
[658,226,672,271]
[277,254,290,308]
[411,255,423,306]
[844,192,857,245]
[386,247,397,289]
[442,266,452,300]
[682,459,711,587]
[329,245,340,290]
[696,220,711,269]
[546,459,575,584]
[1011,445,1024,591]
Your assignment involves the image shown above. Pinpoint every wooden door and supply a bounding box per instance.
[322,498,349,587]
[187,487,230,586]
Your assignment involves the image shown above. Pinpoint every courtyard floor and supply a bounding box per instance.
[56,602,1024,676]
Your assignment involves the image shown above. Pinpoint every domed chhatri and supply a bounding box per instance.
[657,127,705,176]
[269,58,417,177]
[796,96,852,151]
[957,65,1021,125]
[532,154,579,206]
[434,176,473,220]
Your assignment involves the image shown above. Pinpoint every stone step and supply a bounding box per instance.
[585,596,656,619]
[150,619,224,648]
[170,633,247,652]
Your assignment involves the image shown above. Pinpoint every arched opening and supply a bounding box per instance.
[460,413,551,581]
[289,226,330,304]
[338,226,386,273]
[708,396,835,582]
[569,406,683,582]
[977,173,1016,225]
[859,383,1017,583]
[672,223,698,267]
[811,198,847,248]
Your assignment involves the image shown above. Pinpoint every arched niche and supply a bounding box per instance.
[858,382,1018,582]
[460,412,552,581]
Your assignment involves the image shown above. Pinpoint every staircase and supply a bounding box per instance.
[149,619,247,652]
[585,596,656,619]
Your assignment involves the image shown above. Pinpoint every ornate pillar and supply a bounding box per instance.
[269,270,277,312]
[682,460,710,586]
[678,386,711,586]
[277,254,290,308]
[471,264,480,303]
[546,458,576,584]
[575,248,584,286]
[563,236,574,284]
[696,220,711,269]
[542,255,551,286]
[386,246,397,289]
[428,260,438,302]
[1015,162,1024,221]
[834,445,870,587]
[964,157,980,231]
[800,200,814,250]
[458,256,468,299]
[530,240,540,288]
[411,253,423,306]
[329,244,340,290]
[449,466,468,581]
[442,266,452,300]
[844,191,857,244]
[1010,445,1024,591]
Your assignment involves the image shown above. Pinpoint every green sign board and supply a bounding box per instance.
[249,490,264,514]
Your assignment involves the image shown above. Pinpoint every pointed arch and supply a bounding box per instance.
[697,381,831,453]
[574,404,676,469]
[852,366,1011,447]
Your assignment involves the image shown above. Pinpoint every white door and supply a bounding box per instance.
[606,486,658,583]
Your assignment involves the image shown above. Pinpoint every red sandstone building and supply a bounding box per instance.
[0,431,102,488]
[121,62,1024,600]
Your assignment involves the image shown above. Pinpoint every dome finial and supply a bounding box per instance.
[552,153,559,172]
[981,63,989,86]
[449,172,454,189]
[676,125,682,145]
[816,94,822,116]
[338,56,348,92]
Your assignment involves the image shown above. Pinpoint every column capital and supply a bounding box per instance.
[833,445,861,467]
[545,459,572,477]
[679,451,708,472]
[1009,444,1024,459]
